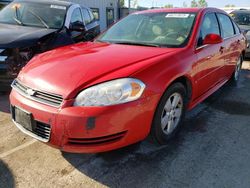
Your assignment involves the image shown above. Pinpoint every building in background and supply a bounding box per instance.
[65,0,119,31]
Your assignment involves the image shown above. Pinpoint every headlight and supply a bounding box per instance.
[74,78,146,106]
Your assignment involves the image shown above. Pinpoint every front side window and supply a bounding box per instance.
[0,2,66,29]
[217,13,234,38]
[97,13,197,48]
[81,8,91,25]
[70,8,83,24]
[197,13,220,47]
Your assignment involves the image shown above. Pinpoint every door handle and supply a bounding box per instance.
[219,46,225,53]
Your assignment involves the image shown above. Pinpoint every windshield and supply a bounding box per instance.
[230,12,250,26]
[97,12,197,47]
[0,2,67,29]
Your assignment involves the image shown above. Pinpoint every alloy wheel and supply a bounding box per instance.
[160,92,183,135]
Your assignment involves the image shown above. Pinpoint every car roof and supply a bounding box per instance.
[135,7,226,15]
[231,10,250,14]
[13,0,73,7]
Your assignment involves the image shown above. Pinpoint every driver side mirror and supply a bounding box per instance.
[69,22,86,32]
[203,34,223,45]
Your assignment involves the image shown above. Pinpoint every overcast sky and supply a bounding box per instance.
[126,0,250,8]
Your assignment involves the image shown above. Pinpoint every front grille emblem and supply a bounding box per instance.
[26,89,35,96]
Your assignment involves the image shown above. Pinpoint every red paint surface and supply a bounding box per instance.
[10,8,247,153]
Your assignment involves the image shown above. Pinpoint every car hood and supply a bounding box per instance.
[0,23,57,48]
[19,42,177,99]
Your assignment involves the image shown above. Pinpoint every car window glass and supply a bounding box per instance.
[197,13,220,47]
[99,13,196,47]
[232,21,240,34]
[70,8,83,24]
[217,13,234,38]
[82,8,91,25]
[88,9,95,22]
[0,2,66,29]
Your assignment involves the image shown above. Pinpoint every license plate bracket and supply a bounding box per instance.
[14,107,34,131]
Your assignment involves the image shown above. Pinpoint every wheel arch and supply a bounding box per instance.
[167,75,193,104]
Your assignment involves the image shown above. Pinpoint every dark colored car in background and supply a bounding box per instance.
[0,0,100,91]
[230,10,250,57]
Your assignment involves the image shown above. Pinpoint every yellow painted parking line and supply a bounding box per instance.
[0,139,37,158]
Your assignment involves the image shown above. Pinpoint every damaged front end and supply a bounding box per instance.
[0,47,33,91]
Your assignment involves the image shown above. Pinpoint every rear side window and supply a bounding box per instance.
[217,13,234,38]
[197,13,220,47]
[82,8,91,25]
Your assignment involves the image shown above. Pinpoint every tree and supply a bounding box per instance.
[132,0,138,8]
[191,0,208,7]
[119,0,125,7]
[165,4,173,8]
[198,0,208,7]
[191,0,198,7]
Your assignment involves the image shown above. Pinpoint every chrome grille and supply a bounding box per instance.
[33,121,51,141]
[12,79,63,107]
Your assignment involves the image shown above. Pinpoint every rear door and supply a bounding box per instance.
[194,12,225,98]
[216,13,242,77]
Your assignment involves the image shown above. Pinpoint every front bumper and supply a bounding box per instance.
[10,89,159,153]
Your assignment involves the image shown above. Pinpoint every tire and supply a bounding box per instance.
[150,83,187,145]
[230,55,243,83]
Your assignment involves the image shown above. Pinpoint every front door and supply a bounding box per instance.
[193,12,225,98]
[70,8,85,42]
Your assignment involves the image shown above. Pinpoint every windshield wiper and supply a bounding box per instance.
[13,6,23,25]
[13,17,23,25]
[112,41,160,47]
[28,10,49,29]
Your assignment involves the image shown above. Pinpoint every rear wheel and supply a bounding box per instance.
[150,83,187,144]
[231,55,243,82]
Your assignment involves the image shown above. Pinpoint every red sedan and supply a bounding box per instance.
[10,8,246,153]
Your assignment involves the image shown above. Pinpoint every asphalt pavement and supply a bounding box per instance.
[0,61,250,188]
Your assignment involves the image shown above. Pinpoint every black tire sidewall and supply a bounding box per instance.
[232,55,243,82]
[151,83,187,145]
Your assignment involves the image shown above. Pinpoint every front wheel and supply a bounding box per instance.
[150,83,187,145]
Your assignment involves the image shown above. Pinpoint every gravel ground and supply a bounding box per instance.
[0,61,250,188]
